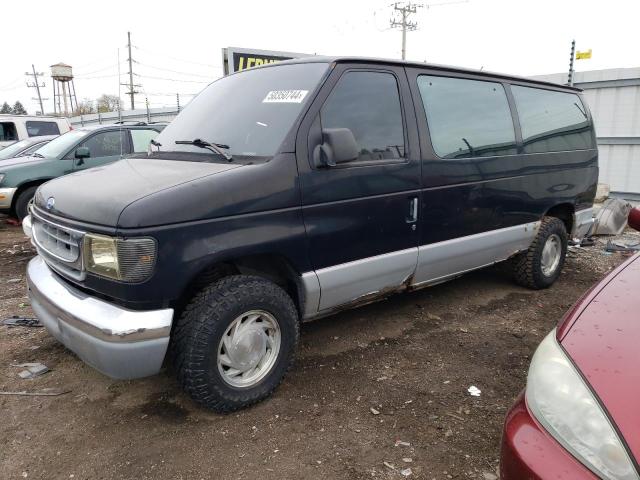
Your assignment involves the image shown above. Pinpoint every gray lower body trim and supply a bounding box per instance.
[412,222,539,287]
[315,247,418,312]
[301,271,321,318]
[572,207,595,239]
[300,222,540,318]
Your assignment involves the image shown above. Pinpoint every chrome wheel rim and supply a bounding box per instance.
[217,310,281,388]
[541,233,562,276]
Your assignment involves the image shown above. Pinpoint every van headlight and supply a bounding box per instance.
[83,233,156,282]
[526,331,639,480]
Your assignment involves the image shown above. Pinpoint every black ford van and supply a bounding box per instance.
[23,57,597,411]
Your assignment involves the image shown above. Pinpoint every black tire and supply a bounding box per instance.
[512,216,568,290]
[173,275,299,412]
[14,186,37,221]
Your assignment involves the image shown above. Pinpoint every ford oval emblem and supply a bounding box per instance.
[46,197,55,210]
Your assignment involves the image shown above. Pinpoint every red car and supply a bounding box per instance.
[501,252,640,479]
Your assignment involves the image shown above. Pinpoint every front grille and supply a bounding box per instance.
[34,221,80,262]
[32,211,85,280]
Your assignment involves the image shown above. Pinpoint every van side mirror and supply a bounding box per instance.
[313,128,358,167]
[75,146,90,159]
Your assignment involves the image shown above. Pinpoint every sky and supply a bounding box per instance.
[2,0,639,115]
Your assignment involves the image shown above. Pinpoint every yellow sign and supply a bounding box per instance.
[576,49,592,60]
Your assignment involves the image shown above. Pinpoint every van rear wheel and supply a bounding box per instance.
[173,275,299,412]
[512,217,568,289]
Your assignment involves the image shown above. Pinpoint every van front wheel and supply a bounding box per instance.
[173,275,299,412]
[512,217,568,289]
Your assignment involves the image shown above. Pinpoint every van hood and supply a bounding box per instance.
[35,157,241,226]
[560,254,640,461]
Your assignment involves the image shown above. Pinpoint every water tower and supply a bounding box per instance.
[51,63,78,116]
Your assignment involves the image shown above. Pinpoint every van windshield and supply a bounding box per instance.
[35,129,90,159]
[152,62,329,160]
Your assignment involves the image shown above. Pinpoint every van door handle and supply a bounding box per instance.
[406,197,418,223]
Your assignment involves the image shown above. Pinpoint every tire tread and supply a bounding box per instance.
[512,216,567,290]
[172,275,299,412]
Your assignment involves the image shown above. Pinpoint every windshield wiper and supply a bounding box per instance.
[175,138,232,161]
[31,152,45,158]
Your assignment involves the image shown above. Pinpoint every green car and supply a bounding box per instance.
[0,123,164,220]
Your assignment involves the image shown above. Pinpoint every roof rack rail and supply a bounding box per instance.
[113,121,148,125]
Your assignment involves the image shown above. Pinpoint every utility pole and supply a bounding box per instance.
[25,64,47,115]
[389,1,467,61]
[145,97,150,123]
[176,93,180,112]
[568,39,576,86]
[121,32,141,110]
[390,2,421,60]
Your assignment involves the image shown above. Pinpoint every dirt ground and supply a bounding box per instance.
[1,218,637,480]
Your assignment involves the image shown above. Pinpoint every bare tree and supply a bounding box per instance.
[73,99,95,116]
[96,94,120,113]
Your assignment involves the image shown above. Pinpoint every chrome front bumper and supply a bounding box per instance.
[0,187,17,209]
[27,256,173,379]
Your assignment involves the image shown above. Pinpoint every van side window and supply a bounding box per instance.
[26,121,61,137]
[0,122,17,142]
[417,76,516,159]
[511,86,593,153]
[320,71,405,162]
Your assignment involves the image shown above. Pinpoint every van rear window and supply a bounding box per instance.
[511,86,593,153]
[417,75,517,159]
[26,121,60,137]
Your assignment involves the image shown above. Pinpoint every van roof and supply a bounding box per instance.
[276,56,582,92]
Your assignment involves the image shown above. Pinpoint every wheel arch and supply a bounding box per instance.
[544,203,575,235]
[176,253,307,319]
[11,179,52,213]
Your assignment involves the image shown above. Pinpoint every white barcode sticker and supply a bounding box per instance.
[263,90,309,103]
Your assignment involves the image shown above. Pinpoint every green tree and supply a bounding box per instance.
[0,102,12,114]
[12,101,27,115]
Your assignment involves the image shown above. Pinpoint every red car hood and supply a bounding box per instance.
[559,253,640,460]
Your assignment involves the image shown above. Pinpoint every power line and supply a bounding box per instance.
[135,62,214,79]
[137,74,210,84]
[75,73,121,80]
[146,92,198,96]
[0,77,24,90]
[74,62,126,77]
[132,44,221,68]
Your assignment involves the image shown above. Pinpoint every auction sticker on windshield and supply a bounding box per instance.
[263,90,309,103]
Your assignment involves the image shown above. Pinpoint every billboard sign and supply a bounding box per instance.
[222,47,311,75]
